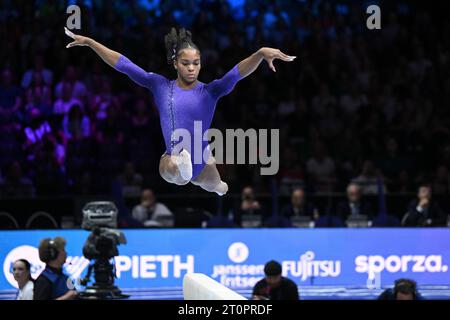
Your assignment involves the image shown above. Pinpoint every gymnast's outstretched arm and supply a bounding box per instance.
[237,47,296,77]
[64,27,121,68]
[207,48,296,100]
[64,27,163,89]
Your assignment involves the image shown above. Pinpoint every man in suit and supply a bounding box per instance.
[402,184,447,226]
[336,183,373,221]
[280,187,318,219]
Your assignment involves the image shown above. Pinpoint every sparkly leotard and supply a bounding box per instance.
[115,55,243,179]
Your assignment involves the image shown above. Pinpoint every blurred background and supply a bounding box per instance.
[1,0,450,230]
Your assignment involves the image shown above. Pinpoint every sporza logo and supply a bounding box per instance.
[355,254,449,278]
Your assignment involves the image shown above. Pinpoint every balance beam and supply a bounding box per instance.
[183,273,247,300]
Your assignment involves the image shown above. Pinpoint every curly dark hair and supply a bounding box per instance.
[164,27,200,65]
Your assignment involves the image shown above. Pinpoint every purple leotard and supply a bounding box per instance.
[114,55,243,180]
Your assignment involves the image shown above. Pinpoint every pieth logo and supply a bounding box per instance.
[227,242,249,263]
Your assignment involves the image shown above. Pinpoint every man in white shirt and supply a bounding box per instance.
[21,55,53,88]
[53,82,83,115]
[54,66,87,100]
[306,142,336,192]
[132,189,173,227]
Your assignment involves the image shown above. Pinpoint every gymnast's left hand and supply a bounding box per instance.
[258,47,296,72]
[64,27,91,48]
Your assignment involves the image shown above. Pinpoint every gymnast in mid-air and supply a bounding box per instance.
[65,27,295,196]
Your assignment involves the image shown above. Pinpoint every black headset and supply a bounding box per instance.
[47,240,59,261]
[393,279,418,299]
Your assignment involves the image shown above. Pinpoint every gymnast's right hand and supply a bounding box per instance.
[64,27,90,48]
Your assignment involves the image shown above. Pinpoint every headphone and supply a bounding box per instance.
[47,240,59,261]
[393,279,418,299]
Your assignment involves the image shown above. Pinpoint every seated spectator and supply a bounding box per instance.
[252,260,299,300]
[233,186,266,225]
[90,79,119,121]
[0,69,22,125]
[95,104,125,145]
[23,72,53,118]
[339,83,368,114]
[311,84,337,118]
[23,108,63,165]
[24,108,52,147]
[54,66,87,100]
[127,98,153,143]
[132,189,173,227]
[306,141,336,192]
[278,148,305,195]
[118,162,143,198]
[34,237,77,300]
[401,184,447,227]
[94,104,125,177]
[376,137,412,181]
[61,103,91,143]
[281,187,318,219]
[277,87,296,119]
[0,161,35,197]
[21,54,53,88]
[319,104,344,140]
[0,123,23,169]
[31,135,66,195]
[352,160,387,195]
[432,165,450,195]
[336,183,374,221]
[378,279,424,300]
[53,82,83,116]
[392,169,414,193]
[13,259,34,300]
[24,87,48,121]
[74,172,94,195]
[30,71,52,103]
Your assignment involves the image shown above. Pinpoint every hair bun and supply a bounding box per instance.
[164,27,198,65]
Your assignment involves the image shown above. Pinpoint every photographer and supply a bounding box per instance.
[378,278,424,300]
[252,260,299,300]
[234,186,267,226]
[34,237,77,300]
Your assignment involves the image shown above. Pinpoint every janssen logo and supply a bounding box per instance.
[355,254,449,277]
[227,242,249,263]
[213,244,341,288]
[211,242,264,288]
[3,246,89,288]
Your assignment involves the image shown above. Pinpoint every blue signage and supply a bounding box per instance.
[1,229,449,291]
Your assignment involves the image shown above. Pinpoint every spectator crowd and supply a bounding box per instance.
[1,0,450,226]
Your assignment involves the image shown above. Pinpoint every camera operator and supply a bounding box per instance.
[34,237,77,300]
[377,278,424,300]
[77,202,128,299]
